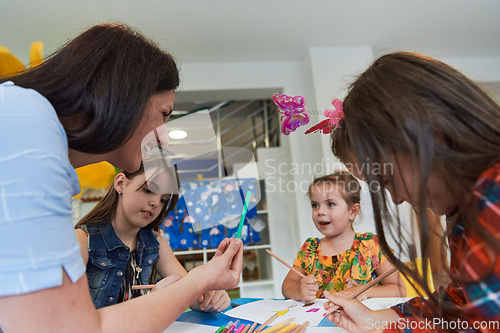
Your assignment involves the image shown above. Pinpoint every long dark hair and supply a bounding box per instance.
[1,23,179,154]
[332,52,500,324]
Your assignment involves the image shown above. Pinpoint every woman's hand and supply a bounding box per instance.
[300,275,319,302]
[189,238,243,291]
[323,291,400,333]
[197,290,231,313]
[334,285,369,301]
[323,290,374,333]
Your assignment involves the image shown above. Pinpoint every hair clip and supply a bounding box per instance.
[305,99,344,135]
[272,93,310,135]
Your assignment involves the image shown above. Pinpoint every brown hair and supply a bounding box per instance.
[308,171,361,208]
[75,156,179,284]
[332,51,500,324]
[1,23,179,154]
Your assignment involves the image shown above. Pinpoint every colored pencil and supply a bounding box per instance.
[265,249,306,278]
[324,267,398,315]
[247,322,258,333]
[236,190,252,238]
[254,313,279,333]
[276,323,297,333]
[266,249,321,288]
[131,284,155,290]
[289,321,309,333]
[241,324,251,333]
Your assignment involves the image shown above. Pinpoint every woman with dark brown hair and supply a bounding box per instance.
[0,23,243,333]
[323,52,500,332]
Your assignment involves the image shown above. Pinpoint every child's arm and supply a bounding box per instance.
[155,236,231,313]
[282,265,318,302]
[75,228,89,266]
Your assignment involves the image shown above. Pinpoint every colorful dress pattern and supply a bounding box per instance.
[293,233,388,298]
[385,163,500,333]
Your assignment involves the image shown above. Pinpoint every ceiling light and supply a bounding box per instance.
[169,130,187,139]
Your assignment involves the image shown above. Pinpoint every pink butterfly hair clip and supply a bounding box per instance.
[305,98,344,135]
[272,93,310,135]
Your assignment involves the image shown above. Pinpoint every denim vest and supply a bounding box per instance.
[84,219,160,309]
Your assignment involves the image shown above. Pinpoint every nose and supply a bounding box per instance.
[317,205,327,216]
[150,195,163,207]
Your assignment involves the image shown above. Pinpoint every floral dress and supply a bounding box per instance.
[292,233,388,298]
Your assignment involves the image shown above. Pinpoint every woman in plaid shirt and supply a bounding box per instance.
[323,52,500,333]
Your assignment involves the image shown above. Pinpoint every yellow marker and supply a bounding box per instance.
[260,324,283,333]
[276,323,297,333]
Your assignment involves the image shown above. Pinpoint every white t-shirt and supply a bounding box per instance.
[0,81,85,296]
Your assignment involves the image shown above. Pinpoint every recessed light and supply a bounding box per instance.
[169,130,187,139]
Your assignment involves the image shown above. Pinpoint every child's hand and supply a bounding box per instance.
[335,285,368,301]
[198,290,231,313]
[299,274,318,302]
[151,274,181,292]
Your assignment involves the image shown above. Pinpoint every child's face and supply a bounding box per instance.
[310,183,357,238]
[118,172,171,229]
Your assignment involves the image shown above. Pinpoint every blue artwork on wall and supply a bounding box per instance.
[161,178,265,250]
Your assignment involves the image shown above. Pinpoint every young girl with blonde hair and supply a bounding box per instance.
[282,171,405,302]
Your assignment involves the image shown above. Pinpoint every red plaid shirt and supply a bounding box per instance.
[386,163,500,333]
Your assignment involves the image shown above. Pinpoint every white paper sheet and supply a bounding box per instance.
[163,321,218,333]
[224,299,329,327]
[361,297,413,311]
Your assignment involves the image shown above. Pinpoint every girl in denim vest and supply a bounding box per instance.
[75,155,230,312]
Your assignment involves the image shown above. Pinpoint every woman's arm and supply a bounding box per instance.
[0,237,243,333]
[282,265,318,301]
[155,236,230,313]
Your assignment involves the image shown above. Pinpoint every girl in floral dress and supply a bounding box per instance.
[282,171,406,302]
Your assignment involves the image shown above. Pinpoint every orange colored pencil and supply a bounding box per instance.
[131,284,155,290]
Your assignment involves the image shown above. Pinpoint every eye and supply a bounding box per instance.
[161,110,172,122]
[311,203,318,209]
[328,202,335,207]
[160,198,167,204]
[143,188,152,194]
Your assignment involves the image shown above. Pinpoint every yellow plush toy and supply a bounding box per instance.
[1,43,117,199]
[0,42,43,77]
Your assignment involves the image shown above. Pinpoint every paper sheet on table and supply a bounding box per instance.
[361,297,413,310]
[163,321,218,333]
[224,299,329,327]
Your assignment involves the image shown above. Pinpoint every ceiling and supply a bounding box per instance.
[1,0,499,65]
